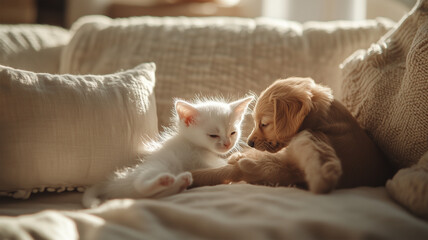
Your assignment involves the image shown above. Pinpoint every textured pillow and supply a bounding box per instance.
[0,63,158,198]
[341,0,428,169]
[0,24,70,74]
[60,15,394,130]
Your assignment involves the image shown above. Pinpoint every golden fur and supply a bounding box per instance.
[191,77,394,193]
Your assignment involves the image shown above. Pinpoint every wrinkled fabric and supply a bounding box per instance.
[1,185,428,240]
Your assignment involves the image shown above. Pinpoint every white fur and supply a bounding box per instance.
[82,96,253,208]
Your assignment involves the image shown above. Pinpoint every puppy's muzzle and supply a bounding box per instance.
[247,140,255,147]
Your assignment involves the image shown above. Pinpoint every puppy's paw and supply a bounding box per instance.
[238,158,259,173]
[321,161,342,182]
[308,161,342,194]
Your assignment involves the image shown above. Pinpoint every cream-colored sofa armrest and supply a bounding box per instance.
[0,24,70,74]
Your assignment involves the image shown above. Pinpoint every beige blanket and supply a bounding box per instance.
[1,185,428,240]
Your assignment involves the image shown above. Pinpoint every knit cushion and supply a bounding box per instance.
[341,0,428,169]
[0,63,158,198]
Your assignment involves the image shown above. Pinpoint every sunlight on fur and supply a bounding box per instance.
[191,77,393,193]
[82,96,253,208]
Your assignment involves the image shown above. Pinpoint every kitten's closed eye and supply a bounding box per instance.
[231,131,236,135]
[209,134,219,138]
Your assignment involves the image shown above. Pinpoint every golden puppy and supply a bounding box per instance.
[190,77,394,193]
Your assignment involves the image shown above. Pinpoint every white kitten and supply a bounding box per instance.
[82,96,253,208]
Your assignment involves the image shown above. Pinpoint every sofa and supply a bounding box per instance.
[0,0,427,239]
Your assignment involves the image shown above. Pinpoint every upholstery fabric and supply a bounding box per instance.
[0,63,158,197]
[0,24,70,74]
[60,15,394,130]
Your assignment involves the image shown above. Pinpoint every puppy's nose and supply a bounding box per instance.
[248,140,255,147]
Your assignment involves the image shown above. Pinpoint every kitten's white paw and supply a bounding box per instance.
[149,172,193,198]
[135,173,176,197]
[176,172,193,191]
[228,152,244,164]
[156,174,176,187]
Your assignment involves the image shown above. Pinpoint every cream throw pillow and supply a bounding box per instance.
[341,0,428,169]
[0,63,158,198]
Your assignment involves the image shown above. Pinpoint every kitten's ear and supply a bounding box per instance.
[230,96,254,122]
[175,100,199,127]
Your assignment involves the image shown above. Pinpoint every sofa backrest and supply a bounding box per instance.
[60,15,394,132]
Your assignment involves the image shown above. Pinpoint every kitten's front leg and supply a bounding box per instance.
[190,164,243,188]
[190,149,270,188]
[191,148,306,188]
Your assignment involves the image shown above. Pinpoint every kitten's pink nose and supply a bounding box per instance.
[224,142,231,148]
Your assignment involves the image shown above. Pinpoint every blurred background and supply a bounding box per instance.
[0,0,417,28]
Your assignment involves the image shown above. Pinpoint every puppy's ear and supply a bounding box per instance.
[273,96,312,140]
